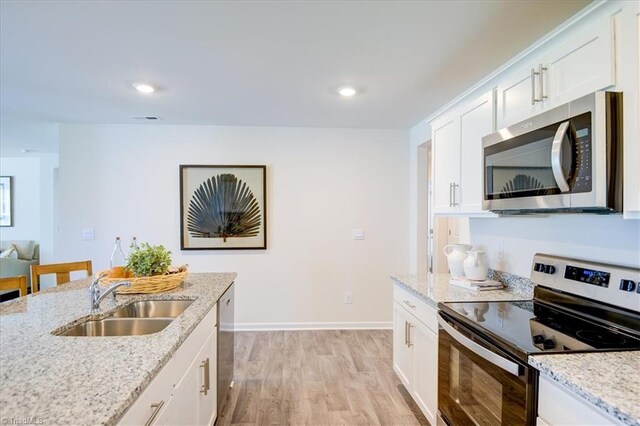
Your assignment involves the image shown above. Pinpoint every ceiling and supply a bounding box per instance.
[0,0,591,129]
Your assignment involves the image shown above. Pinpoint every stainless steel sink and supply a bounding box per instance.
[110,299,194,318]
[61,318,173,337]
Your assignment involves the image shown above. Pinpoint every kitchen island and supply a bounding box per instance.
[0,272,235,426]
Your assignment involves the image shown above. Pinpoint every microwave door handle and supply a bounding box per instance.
[551,120,571,193]
[438,315,522,377]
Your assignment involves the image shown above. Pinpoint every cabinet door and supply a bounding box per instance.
[160,329,217,426]
[458,91,494,214]
[432,114,460,214]
[198,330,217,426]
[393,302,413,388]
[543,16,615,109]
[412,322,438,426]
[496,62,544,129]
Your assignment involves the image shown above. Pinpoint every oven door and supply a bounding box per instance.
[437,313,537,426]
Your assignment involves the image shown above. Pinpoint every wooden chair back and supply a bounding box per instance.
[30,260,93,293]
[0,275,28,298]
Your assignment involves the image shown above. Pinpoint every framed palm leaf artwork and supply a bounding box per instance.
[180,165,267,250]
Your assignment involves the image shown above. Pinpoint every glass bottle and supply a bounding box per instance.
[129,236,139,253]
[110,237,126,277]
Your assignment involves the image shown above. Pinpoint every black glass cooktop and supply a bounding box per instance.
[439,299,640,358]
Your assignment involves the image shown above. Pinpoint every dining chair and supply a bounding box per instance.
[0,275,28,298]
[30,260,93,293]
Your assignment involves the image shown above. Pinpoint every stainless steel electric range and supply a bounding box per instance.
[437,253,640,426]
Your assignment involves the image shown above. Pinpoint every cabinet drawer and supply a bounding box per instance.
[393,284,438,333]
[537,375,615,425]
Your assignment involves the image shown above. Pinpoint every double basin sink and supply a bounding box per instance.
[60,300,194,337]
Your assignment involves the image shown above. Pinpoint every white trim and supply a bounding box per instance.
[421,0,607,125]
[234,321,393,331]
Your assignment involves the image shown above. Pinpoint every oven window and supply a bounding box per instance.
[438,321,535,425]
[484,112,591,200]
[449,346,505,425]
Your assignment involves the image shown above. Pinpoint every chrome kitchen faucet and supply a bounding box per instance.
[88,272,131,313]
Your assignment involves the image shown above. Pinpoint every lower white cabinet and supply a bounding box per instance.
[392,284,438,425]
[537,375,615,425]
[119,305,218,426]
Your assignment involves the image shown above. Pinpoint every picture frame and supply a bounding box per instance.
[180,165,267,250]
[0,176,13,227]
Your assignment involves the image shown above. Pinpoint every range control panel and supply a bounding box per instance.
[531,254,640,313]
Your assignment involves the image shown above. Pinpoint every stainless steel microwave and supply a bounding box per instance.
[482,91,623,214]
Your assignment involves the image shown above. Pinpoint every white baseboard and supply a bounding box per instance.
[234,321,393,331]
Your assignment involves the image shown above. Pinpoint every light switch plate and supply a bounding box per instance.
[352,229,365,240]
[82,228,95,240]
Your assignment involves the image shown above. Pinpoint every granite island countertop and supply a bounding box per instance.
[0,272,236,426]
[391,273,533,307]
[530,351,640,426]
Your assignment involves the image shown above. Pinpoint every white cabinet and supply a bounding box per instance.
[432,90,495,215]
[159,330,217,425]
[393,301,414,387]
[392,283,438,426]
[537,375,616,425]
[432,113,459,214]
[118,305,218,426]
[411,320,438,422]
[459,91,495,213]
[497,14,614,130]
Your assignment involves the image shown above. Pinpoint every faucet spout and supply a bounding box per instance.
[89,274,131,312]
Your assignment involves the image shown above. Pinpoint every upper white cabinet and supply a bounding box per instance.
[432,91,495,215]
[497,13,615,130]
[432,113,459,214]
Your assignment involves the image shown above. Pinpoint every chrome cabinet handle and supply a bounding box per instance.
[404,321,408,346]
[448,182,453,207]
[407,323,414,347]
[200,357,210,395]
[403,300,416,309]
[145,401,165,426]
[438,315,521,376]
[539,64,548,102]
[451,183,459,206]
[531,68,537,105]
[551,120,572,193]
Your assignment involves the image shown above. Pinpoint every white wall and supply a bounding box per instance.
[57,124,409,328]
[470,215,640,277]
[408,120,430,274]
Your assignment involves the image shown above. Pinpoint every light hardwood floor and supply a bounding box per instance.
[217,330,429,426]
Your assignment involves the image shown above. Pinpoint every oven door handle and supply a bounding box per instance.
[551,120,571,193]
[438,315,522,377]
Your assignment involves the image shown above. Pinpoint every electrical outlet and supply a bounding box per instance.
[352,229,365,240]
[82,228,95,241]
[344,292,353,304]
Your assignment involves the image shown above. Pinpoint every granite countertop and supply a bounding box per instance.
[391,273,533,307]
[530,352,640,426]
[0,272,236,426]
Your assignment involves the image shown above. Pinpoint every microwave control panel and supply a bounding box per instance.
[571,118,592,194]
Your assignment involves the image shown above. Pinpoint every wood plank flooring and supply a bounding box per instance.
[217,330,430,426]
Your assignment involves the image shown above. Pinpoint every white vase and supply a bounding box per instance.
[443,244,472,278]
[463,249,489,281]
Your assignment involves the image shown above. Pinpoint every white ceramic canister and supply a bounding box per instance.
[443,244,472,278]
[463,249,489,281]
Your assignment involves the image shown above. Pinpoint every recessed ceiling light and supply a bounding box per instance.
[338,87,357,97]
[132,83,155,94]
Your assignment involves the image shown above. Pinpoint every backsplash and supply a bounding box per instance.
[488,269,533,294]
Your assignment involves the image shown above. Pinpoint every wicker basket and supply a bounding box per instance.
[98,267,188,294]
